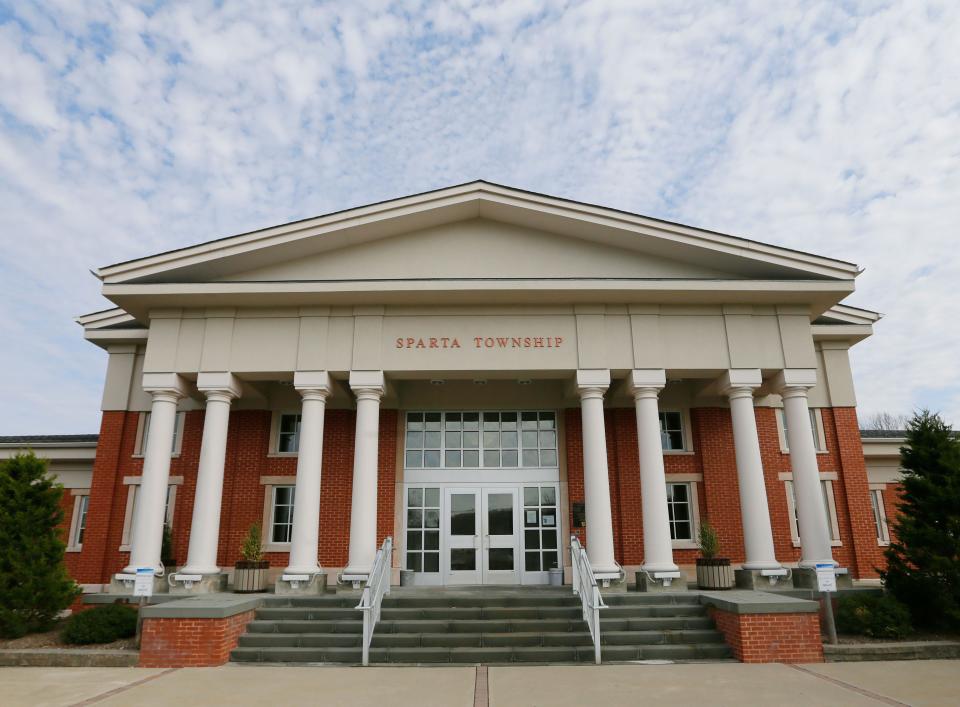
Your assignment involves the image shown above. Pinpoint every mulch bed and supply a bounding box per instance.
[0,620,135,651]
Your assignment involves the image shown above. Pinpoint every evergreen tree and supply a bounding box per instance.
[0,452,80,637]
[881,411,960,629]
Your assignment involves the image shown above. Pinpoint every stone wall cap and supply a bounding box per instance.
[699,589,820,614]
[139,593,266,619]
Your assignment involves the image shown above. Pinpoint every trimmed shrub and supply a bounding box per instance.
[836,593,912,640]
[61,604,138,645]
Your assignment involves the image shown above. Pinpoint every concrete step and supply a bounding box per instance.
[245,620,363,634]
[599,605,706,618]
[600,593,702,607]
[599,616,715,631]
[230,642,732,664]
[379,606,583,621]
[255,608,361,621]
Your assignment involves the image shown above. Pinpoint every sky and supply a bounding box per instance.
[0,0,958,434]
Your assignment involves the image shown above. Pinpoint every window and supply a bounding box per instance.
[666,482,693,541]
[784,478,840,545]
[523,485,559,572]
[406,487,440,572]
[870,487,890,545]
[137,411,185,456]
[659,411,686,451]
[277,413,301,453]
[778,408,826,452]
[270,486,295,544]
[67,493,89,551]
[404,411,557,469]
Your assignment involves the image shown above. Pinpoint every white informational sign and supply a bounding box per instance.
[815,563,837,593]
[133,567,154,597]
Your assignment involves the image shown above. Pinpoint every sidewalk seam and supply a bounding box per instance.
[474,664,489,707]
[69,667,179,706]
[787,664,910,706]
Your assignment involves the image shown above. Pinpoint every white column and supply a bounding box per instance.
[576,370,618,575]
[285,371,331,576]
[124,373,189,574]
[721,370,782,571]
[775,369,835,568]
[629,369,679,574]
[344,370,385,579]
[181,373,242,576]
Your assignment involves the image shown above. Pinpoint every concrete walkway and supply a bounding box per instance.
[1,660,957,707]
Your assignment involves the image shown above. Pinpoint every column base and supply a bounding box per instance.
[792,567,853,590]
[735,568,792,590]
[109,573,167,595]
[168,572,229,595]
[274,572,328,595]
[635,569,687,592]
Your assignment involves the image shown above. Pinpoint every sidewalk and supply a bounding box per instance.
[1,660,957,707]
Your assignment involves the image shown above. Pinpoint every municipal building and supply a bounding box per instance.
[2,182,900,665]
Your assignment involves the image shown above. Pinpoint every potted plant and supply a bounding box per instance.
[695,521,734,590]
[234,522,268,593]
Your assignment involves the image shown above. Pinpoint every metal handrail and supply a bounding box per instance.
[570,535,607,664]
[355,536,392,666]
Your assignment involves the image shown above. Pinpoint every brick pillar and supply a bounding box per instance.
[565,408,586,548]
[377,409,398,546]
[78,412,129,584]
[832,407,881,578]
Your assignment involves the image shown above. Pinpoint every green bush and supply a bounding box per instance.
[835,593,912,640]
[0,452,80,638]
[61,604,138,645]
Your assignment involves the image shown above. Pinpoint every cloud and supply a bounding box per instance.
[0,0,957,432]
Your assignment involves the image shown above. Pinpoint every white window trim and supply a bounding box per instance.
[869,484,891,546]
[260,475,296,551]
[133,411,186,458]
[661,409,695,455]
[665,473,703,549]
[119,475,183,551]
[779,471,841,547]
[776,407,828,454]
[268,411,301,457]
[66,489,90,552]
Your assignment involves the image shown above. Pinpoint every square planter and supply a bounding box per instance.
[234,560,269,593]
[696,558,735,590]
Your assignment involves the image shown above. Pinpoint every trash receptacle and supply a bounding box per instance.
[548,568,563,586]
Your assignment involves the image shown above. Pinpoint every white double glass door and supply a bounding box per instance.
[445,487,520,585]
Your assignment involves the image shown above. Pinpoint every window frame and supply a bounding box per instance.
[403,411,559,471]
[659,409,693,454]
[777,407,828,454]
[869,484,890,546]
[66,490,90,552]
[780,472,841,547]
[664,474,702,549]
[120,476,182,551]
[269,411,303,456]
[133,411,186,458]
[259,476,297,551]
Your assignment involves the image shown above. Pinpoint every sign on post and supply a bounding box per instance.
[815,562,837,593]
[133,567,155,597]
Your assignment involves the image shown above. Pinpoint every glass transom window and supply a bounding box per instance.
[405,411,557,469]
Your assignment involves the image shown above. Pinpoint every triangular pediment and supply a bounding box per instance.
[98,181,860,285]
[219,219,738,282]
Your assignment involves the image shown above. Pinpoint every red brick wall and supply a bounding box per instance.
[710,608,824,663]
[564,404,882,578]
[139,609,255,667]
[72,402,880,584]
[72,406,399,583]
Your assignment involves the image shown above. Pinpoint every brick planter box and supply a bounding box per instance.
[137,594,263,668]
[700,590,824,663]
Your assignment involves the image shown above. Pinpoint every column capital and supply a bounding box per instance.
[719,369,762,399]
[772,368,817,396]
[628,369,666,398]
[142,372,190,400]
[197,372,243,400]
[294,370,331,397]
[576,369,610,391]
[349,370,385,398]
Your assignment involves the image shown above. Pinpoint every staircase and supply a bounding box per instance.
[230,588,732,664]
